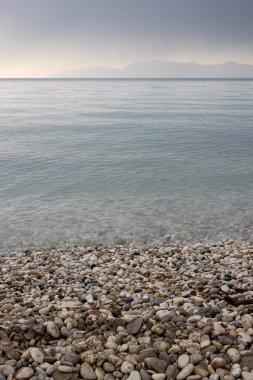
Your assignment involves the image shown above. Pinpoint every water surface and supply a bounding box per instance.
[0,79,253,251]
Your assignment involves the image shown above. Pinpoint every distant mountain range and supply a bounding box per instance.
[54,61,253,78]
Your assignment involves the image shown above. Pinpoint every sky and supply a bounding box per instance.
[0,0,253,77]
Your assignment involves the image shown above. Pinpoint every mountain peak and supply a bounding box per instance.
[53,61,253,78]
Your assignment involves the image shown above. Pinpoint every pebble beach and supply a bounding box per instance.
[1,241,253,380]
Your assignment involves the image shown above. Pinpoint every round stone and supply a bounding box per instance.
[200,335,211,348]
[16,367,34,379]
[121,361,134,374]
[177,354,189,369]
[80,363,96,380]
[46,321,60,338]
[227,348,241,363]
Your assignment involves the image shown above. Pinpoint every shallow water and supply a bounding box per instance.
[0,79,253,251]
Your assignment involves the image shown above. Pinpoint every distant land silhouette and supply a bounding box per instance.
[53,61,253,78]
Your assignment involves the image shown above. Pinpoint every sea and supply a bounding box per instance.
[0,79,253,252]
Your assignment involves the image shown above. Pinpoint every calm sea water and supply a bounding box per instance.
[0,79,253,252]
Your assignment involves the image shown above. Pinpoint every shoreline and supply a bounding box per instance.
[0,242,253,380]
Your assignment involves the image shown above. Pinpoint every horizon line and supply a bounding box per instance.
[1,77,253,80]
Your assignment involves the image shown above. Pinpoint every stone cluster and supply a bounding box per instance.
[0,241,253,380]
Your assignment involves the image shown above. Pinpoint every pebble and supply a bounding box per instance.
[0,242,252,380]
[221,285,230,293]
[80,363,96,380]
[242,372,253,380]
[176,364,194,380]
[28,348,44,364]
[211,358,227,369]
[128,371,142,380]
[140,369,152,380]
[150,359,168,373]
[240,353,253,370]
[189,354,203,365]
[152,375,166,380]
[227,348,241,363]
[121,361,134,374]
[64,351,81,365]
[200,335,211,348]
[177,354,189,369]
[127,318,143,335]
[194,365,209,378]
[230,363,241,378]
[46,321,60,339]
[16,367,34,379]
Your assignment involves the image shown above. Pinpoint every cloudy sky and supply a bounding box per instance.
[0,0,252,77]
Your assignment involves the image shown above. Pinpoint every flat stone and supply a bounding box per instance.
[227,348,241,364]
[209,375,219,380]
[80,363,96,380]
[137,351,157,363]
[176,364,194,380]
[64,351,81,365]
[127,371,142,380]
[152,375,166,380]
[217,334,236,346]
[0,366,15,380]
[198,307,218,318]
[193,365,209,378]
[242,372,253,380]
[213,322,226,334]
[58,365,74,373]
[29,347,45,364]
[221,285,230,293]
[16,367,34,379]
[188,315,202,323]
[200,335,211,348]
[230,363,241,378]
[150,359,168,373]
[95,368,105,380]
[140,369,152,380]
[189,354,203,365]
[156,310,175,322]
[201,345,217,355]
[53,370,78,380]
[47,321,60,339]
[238,332,252,344]
[121,361,134,374]
[103,362,115,373]
[177,354,189,369]
[127,318,143,335]
[46,365,56,376]
[241,315,253,330]
[59,301,79,308]
[240,353,253,370]
[165,364,178,380]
